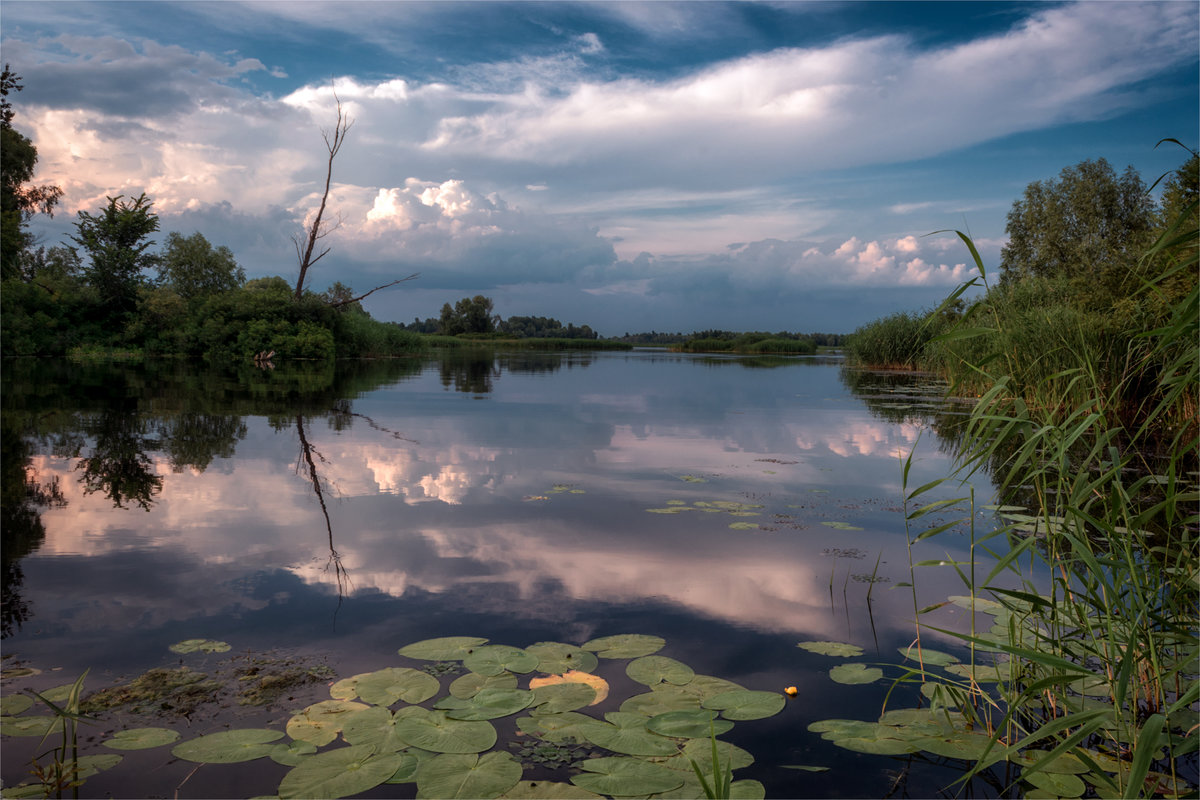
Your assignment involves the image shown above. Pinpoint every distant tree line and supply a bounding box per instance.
[402,295,599,339]
[620,330,849,347]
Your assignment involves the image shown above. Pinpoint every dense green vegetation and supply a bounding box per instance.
[843,146,1198,797]
[669,331,817,355]
[621,330,848,348]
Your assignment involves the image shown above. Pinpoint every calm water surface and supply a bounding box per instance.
[2,351,1007,798]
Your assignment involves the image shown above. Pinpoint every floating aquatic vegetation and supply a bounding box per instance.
[820,520,864,530]
[582,634,665,659]
[80,667,221,715]
[529,670,608,706]
[101,726,180,750]
[797,641,863,658]
[172,728,284,763]
[168,638,231,654]
[827,664,883,685]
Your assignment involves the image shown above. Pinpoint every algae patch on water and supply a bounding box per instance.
[81,667,222,715]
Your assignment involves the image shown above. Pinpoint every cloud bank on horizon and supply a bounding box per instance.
[3,1,1197,334]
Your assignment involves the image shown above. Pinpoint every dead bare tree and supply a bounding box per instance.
[293,92,420,304]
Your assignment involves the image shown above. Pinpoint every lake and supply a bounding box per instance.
[1,351,1011,799]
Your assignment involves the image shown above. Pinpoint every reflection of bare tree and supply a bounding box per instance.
[294,415,351,614]
[328,400,419,444]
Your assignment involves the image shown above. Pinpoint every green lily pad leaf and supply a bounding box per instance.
[0,783,46,798]
[394,708,498,753]
[572,757,685,796]
[647,507,690,514]
[627,656,695,687]
[168,638,231,654]
[354,667,441,706]
[287,700,370,746]
[947,595,1005,616]
[329,675,361,700]
[729,522,760,530]
[530,682,597,714]
[464,646,539,677]
[820,521,864,530]
[730,779,766,799]
[582,634,666,659]
[897,645,959,667]
[1010,750,1091,775]
[172,728,284,763]
[525,642,599,675]
[449,671,518,699]
[619,688,699,717]
[34,683,77,704]
[782,765,830,772]
[1023,771,1086,798]
[399,637,489,661]
[384,751,421,783]
[515,710,598,743]
[501,780,604,799]
[269,739,319,766]
[580,712,679,756]
[443,688,535,720]
[75,753,123,779]
[0,715,61,737]
[943,663,1007,683]
[808,719,883,738]
[701,690,786,721]
[914,732,1003,762]
[829,664,883,685]
[278,744,405,799]
[832,736,919,755]
[417,751,522,799]
[0,695,33,716]
[102,727,180,750]
[673,738,755,772]
[677,675,746,700]
[341,705,410,752]
[646,709,733,738]
[679,475,706,483]
[797,641,863,657]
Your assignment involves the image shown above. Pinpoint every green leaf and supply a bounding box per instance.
[0,715,60,737]
[449,671,518,699]
[269,739,319,766]
[353,667,441,706]
[416,751,522,799]
[341,706,409,752]
[442,688,535,720]
[0,695,33,716]
[782,765,830,772]
[828,664,883,685]
[702,690,786,721]
[525,642,598,675]
[168,638,231,654]
[278,744,406,799]
[463,645,539,676]
[582,634,666,659]
[102,726,180,750]
[896,645,959,667]
[500,780,604,799]
[74,753,123,779]
[646,709,733,738]
[571,757,685,797]
[797,641,863,657]
[286,700,370,746]
[515,710,597,743]
[393,708,498,753]
[172,728,284,763]
[626,655,695,687]
[399,637,489,661]
[529,682,597,714]
[580,711,679,756]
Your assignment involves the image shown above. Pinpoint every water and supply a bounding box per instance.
[1,351,1006,798]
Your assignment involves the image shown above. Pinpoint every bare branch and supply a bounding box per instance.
[294,92,353,301]
[327,273,421,308]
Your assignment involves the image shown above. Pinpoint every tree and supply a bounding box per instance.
[71,193,160,312]
[156,231,245,301]
[1,64,63,281]
[999,158,1157,308]
[439,295,497,335]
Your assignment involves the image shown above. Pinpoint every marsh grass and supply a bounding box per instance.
[896,199,1198,797]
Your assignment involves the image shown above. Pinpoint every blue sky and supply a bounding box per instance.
[3,1,1197,335]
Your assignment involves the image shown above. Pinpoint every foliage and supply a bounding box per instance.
[156,231,245,301]
[671,331,818,355]
[70,193,160,315]
[439,295,498,335]
[1,64,63,281]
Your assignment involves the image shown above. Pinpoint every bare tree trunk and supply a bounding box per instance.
[294,96,352,302]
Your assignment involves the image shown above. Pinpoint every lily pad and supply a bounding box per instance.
[501,780,604,799]
[353,667,441,705]
[287,699,370,746]
[529,670,608,705]
[394,709,498,753]
[102,727,180,750]
[579,712,679,756]
[269,739,319,766]
[172,728,284,763]
[464,646,539,676]
[449,671,518,699]
[416,751,522,799]
[820,521,864,530]
[525,642,598,675]
[673,738,755,772]
[582,634,666,659]
[74,753,123,779]
[0,695,33,716]
[729,522,760,530]
[645,709,733,738]
[399,637,489,661]
[701,690,786,721]
[896,645,959,667]
[529,681,598,714]
[168,638,231,654]
[1022,771,1086,798]
[626,656,695,687]
[515,710,598,743]
[829,664,884,685]
[0,715,61,737]
[619,686,701,716]
[571,757,685,796]
[341,706,410,752]
[943,663,1008,683]
[798,641,864,657]
[442,688,535,720]
[730,780,766,799]
[278,744,406,799]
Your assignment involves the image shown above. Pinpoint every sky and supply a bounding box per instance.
[3,1,1197,336]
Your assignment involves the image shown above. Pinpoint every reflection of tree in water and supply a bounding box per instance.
[75,408,164,511]
[439,351,501,395]
[161,413,247,472]
[294,414,350,610]
[1,423,66,638]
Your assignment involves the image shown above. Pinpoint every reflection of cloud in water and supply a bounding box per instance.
[793,419,923,459]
